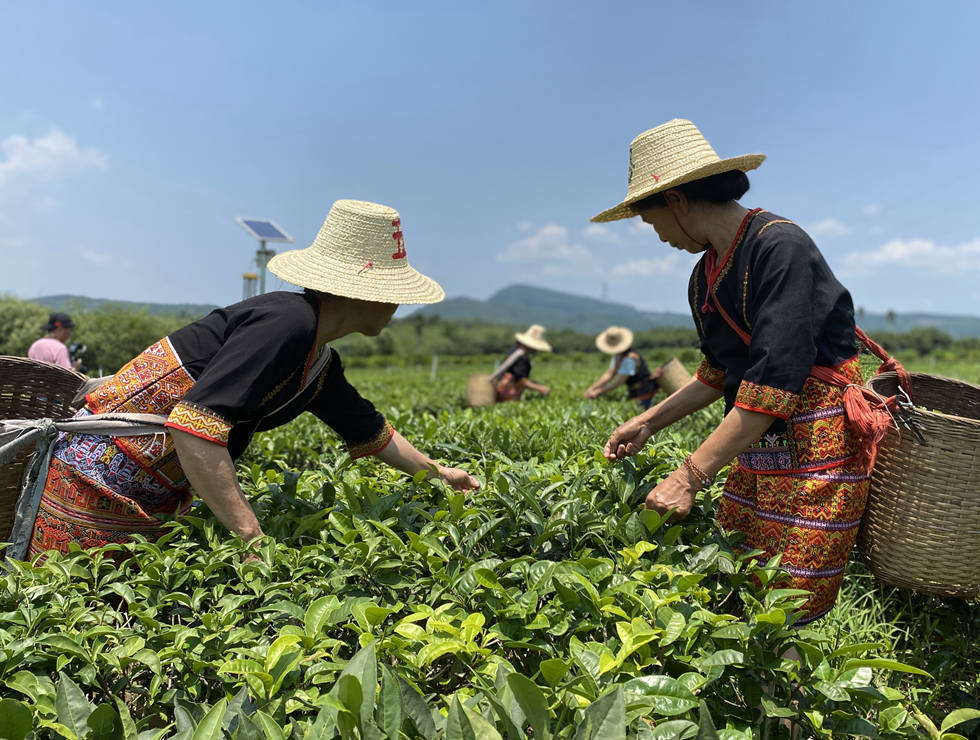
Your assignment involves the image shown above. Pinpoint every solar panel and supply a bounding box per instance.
[235,217,293,243]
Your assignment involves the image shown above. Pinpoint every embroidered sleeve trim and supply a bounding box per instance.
[348,419,395,459]
[165,400,232,446]
[695,358,725,390]
[734,380,799,419]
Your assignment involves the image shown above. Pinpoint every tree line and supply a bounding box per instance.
[2,294,978,375]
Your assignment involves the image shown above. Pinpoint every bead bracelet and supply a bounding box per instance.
[683,455,714,490]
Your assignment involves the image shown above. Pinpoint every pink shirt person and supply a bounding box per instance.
[28,337,73,369]
[27,312,79,370]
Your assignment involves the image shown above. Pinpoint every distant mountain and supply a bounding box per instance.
[418,284,980,338]
[32,294,218,318]
[417,284,694,333]
[30,288,980,338]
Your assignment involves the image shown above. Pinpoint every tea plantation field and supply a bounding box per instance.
[1,361,977,739]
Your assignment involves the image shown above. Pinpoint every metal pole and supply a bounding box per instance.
[255,240,276,294]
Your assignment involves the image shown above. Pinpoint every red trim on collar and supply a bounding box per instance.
[701,208,763,313]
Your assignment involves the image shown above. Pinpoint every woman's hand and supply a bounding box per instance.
[437,465,481,491]
[583,388,600,399]
[603,416,654,460]
[644,465,699,520]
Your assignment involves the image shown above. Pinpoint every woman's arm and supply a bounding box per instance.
[170,428,264,542]
[374,429,481,490]
[643,405,774,519]
[603,376,722,460]
[587,372,628,398]
[584,368,616,397]
[519,378,550,396]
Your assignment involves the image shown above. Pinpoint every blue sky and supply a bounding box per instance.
[2,1,978,317]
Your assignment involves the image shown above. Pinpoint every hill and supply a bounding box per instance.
[30,287,980,338]
[417,284,694,333]
[417,284,980,338]
[32,294,218,319]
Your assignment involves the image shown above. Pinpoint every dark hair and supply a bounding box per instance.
[630,170,750,212]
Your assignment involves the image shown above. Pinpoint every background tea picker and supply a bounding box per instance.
[494,324,552,402]
[584,326,663,409]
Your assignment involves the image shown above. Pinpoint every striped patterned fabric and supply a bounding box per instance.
[715,358,871,623]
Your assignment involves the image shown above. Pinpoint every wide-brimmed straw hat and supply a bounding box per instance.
[515,324,552,352]
[591,119,765,223]
[595,326,634,355]
[268,199,445,304]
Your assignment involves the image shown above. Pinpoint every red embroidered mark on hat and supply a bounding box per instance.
[651,174,660,182]
[359,261,375,274]
[391,219,407,260]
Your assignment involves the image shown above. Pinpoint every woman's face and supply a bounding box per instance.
[636,204,704,254]
[360,300,398,335]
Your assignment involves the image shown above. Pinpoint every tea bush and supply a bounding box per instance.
[1,363,977,739]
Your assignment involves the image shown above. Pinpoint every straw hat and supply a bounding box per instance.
[267,199,445,304]
[591,119,765,223]
[595,326,633,355]
[514,324,552,352]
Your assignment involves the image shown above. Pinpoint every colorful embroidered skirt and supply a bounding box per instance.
[716,360,871,623]
[29,414,192,559]
[495,373,525,402]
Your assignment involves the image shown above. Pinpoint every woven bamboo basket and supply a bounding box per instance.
[0,356,85,542]
[465,373,497,407]
[857,371,980,599]
[658,357,692,396]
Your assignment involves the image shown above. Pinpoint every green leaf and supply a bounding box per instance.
[251,711,286,740]
[191,699,227,740]
[506,673,550,740]
[0,698,33,740]
[333,641,377,724]
[304,595,337,639]
[662,612,686,646]
[695,701,719,740]
[572,687,626,740]
[539,658,570,687]
[263,634,303,673]
[446,697,503,740]
[647,720,698,739]
[843,658,933,678]
[114,697,139,740]
[698,650,744,668]
[377,665,402,739]
[337,674,363,718]
[813,680,850,702]
[87,704,121,739]
[398,677,436,740]
[941,709,980,734]
[55,671,94,737]
[623,675,699,716]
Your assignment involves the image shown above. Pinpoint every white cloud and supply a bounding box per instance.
[611,252,684,278]
[841,237,980,276]
[0,128,108,191]
[808,218,850,237]
[497,223,602,277]
[497,224,592,263]
[584,223,609,239]
[515,220,532,232]
[862,203,882,217]
[91,97,105,110]
[80,249,110,266]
